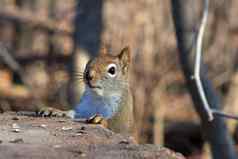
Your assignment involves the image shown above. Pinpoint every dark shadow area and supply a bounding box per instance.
[164,121,204,157]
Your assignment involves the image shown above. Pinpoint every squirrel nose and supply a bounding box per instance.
[85,70,95,81]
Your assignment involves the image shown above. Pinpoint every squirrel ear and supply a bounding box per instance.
[118,46,131,72]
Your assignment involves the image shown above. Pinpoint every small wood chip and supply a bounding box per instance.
[12,123,21,133]
[12,123,20,129]
[12,128,21,133]
[62,126,73,131]
[80,153,86,157]
[11,117,19,121]
[119,140,130,144]
[40,124,47,128]
[53,145,62,148]
[9,138,24,144]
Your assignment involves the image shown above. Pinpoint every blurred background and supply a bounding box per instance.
[0,0,238,158]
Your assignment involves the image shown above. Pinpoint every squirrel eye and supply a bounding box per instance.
[107,64,117,77]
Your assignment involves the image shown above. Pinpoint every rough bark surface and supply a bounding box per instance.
[0,112,184,159]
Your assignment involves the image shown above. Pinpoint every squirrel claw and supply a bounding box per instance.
[86,114,108,127]
[36,107,67,117]
[17,107,71,118]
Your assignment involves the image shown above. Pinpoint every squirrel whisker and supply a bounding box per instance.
[74,74,84,77]
[74,72,84,76]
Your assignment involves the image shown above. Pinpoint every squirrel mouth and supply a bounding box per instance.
[87,81,102,89]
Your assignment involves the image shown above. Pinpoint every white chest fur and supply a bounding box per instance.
[74,88,122,119]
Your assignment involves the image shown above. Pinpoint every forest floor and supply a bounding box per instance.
[0,112,184,159]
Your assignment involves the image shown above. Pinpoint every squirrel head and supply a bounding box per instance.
[83,46,131,96]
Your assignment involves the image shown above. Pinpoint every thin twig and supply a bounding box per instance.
[193,0,214,121]
[212,109,238,120]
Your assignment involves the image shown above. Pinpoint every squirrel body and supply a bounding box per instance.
[73,46,134,135]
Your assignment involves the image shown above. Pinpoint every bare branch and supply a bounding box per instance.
[193,0,214,121]
[212,109,238,120]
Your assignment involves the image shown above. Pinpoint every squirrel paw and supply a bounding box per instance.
[36,107,68,117]
[17,107,68,118]
[86,114,108,128]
